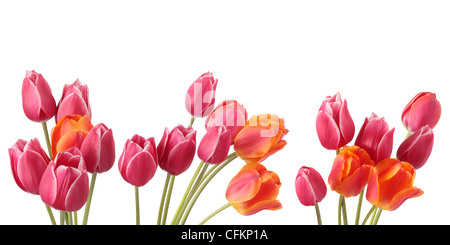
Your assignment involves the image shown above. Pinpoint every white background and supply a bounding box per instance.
[1,0,449,225]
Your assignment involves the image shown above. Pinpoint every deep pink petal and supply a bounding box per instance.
[316,111,340,150]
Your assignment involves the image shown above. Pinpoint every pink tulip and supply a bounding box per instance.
[21,70,57,122]
[55,79,92,123]
[316,92,355,150]
[39,147,89,212]
[198,125,232,164]
[118,135,158,187]
[80,123,115,174]
[205,100,248,142]
[295,166,327,206]
[8,138,51,195]
[157,125,196,176]
[355,113,395,163]
[185,72,218,118]
[402,92,441,133]
[397,125,434,170]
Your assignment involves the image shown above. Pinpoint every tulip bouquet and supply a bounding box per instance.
[9,70,288,225]
[295,92,441,225]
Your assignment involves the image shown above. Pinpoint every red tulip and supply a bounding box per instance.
[185,72,218,118]
[80,123,116,174]
[118,135,158,187]
[39,147,89,212]
[21,70,57,122]
[157,125,196,176]
[295,166,327,206]
[397,125,434,170]
[316,92,355,150]
[198,125,232,164]
[55,79,92,123]
[205,100,248,141]
[402,92,441,133]
[355,113,395,163]
[8,138,51,195]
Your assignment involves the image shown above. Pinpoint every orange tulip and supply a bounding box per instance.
[328,146,375,197]
[226,163,282,216]
[51,115,93,159]
[366,158,423,211]
[233,114,287,164]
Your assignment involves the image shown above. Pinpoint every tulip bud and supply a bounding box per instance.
[226,163,282,216]
[185,72,218,118]
[8,138,51,195]
[205,100,248,142]
[316,92,355,150]
[56,79,92,123]
[397,125,434,170]
[355,113,395,163]
[198,125,232,164]
[402,92,441,133]
[295,166,327,206]
[39,147,89,212]
[157,125,196,176]
[366,158,423,211]
[21,70,57,122]
[118,135,158,187]
[80,123,116,174]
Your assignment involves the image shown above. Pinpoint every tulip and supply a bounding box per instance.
[234,114,288,164]
[198,125,232,164]
[205,100,248,141]
[118,134,158,187]
[8,138,51,195]
[328,146,374,197]
[366,158,423,211]
[80,123,116,174]
[402,92,441,133]
[185,72,218,118]
[39,147,89,212]
[295,166,327,206]
[55,79,92,123]
[51,115,94,159]
[316,92,355,150]
[157,125,196,176]
[397,125,434,170]
[355,113,395,163]
[21,70,57,122]
[226,163,282,216]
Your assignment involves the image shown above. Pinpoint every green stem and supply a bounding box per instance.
[369,207,377,225]
[60,211,65,225]
[372,208,383,225]
[188,116,195,128]
[74,211,78,225]
[68,212,73,225]
[315,203,322,225]
[135,186,140,225]
[338,195,342,225]
[161,174,175,225]
[42,121,57,225]
[355,189,365,225]
[361,205,377,225]
[157,173,171,225]
[199,203,231,225]
[82,172,97,225]
[45,204,56,225]
[338,195,348,225]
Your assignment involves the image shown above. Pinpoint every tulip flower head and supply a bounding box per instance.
[226,163,282,216]
[295,166,327,206]
[185,72,218,118]
[205,100,248,142]
[198,125,232,164]
[316,92,355,150]
[21,70,57,122]
[56,79,92,123]
[397,125,434,170]
[402,92,441,133]
[80,123,116,174]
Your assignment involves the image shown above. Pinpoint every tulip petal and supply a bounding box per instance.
[338,100,355,147]
[165,140,196,176]
[80,129,101,173]
[65,170,89,212]
[35,77,56,120]
[56,93,89,121]
[40,163,58,207]
[97,128,115,173]
[22,79,41,121]
[226,169,261,203]
[234,125,273,159]
[295,172,317,206]
[16,150,48,194]
[339,165,372,197]
[125,151,157,187]
[233,199,282,216]
[386,186,424,211]
[316,111,340,150]
[375,127,395,163]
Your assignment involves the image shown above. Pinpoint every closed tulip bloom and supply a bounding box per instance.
[22,70,57,122]
[185,72,218,118]
[328,146,374,197]
[226,163,282,216]
[118,135,158,187]
[198,125,232,164]
[80,123,116,174]
[39,147,89,212]
[157,125,196,176]
[8,138,51,195]
[402,92,441,133]
[366,158,423,211]
[355,113,395,163]
[397,125,434,170]
[205,100,248,141]
[234,114,288,164]
[55,79,92,123]
[51,115,94,159]
[295,166,327,206]
[316,92,355,150]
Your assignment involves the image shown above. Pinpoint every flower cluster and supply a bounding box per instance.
[295,92,441,225]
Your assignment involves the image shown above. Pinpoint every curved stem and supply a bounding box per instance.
[162,174,175,225]
[361,205,377,225]
[315,203,322,225]
[135,186,140,225]
[82,172,97,225]
[372,208,383,225]
[157,173,171,225]
[188,116,195,128]
[45,204,56,225]
[369,207,377,225]
[199,203,231,225]
[355,189,365,225]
